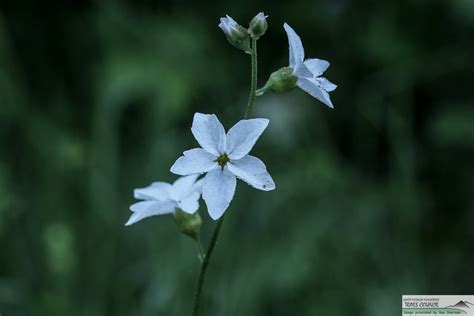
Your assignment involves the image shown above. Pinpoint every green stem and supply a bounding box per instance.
[192,216,225,316]
[191,37,259,316]
[244,38,258,119]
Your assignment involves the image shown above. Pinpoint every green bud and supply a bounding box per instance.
[248,12,268,39]
[174,208,202,240]
[258,67,298,95]
[219,15,251,53]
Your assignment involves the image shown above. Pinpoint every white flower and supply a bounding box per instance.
[170,113,275,220]
[125,175,202,226]
[284,23,337,108]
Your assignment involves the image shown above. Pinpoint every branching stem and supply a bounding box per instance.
[191,37,259,316]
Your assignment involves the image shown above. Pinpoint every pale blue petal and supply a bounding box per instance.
[294,62,313,79]
[134,182,173,201]
[125,201,176,226]
[303,58,330,77]
[296,77,334,108]
[202,168,236,220]
[284,23,305,68]
[194,179,203,194]
[228,155,275,191]
[178,191,201,214]
[191,113,226,156]
[170,148,218,176]
[172,174,200,200]
[226,119,269,160]
[316,77,337,92]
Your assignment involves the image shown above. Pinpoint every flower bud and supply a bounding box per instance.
[257,67,298,95]
[248,12,268,39]
[174,208,202,240]
[219,15,251,53]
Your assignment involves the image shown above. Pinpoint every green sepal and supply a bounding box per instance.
[226,27,251,53]
[258,67,298,95]
[174,208,202,240]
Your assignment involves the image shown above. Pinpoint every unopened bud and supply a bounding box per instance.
[219,15,251,53]
[174,208,202,240]
[248,12,268,39]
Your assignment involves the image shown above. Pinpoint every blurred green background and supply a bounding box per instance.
[1,0,473,315]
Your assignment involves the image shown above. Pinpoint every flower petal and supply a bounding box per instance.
[170,148,218,176]
[172,174,200,200]
[284,23,305,68]
[194,179,203,194]
[226,118,269,160]
[228,155,275,191]
[202,168,236,220]
[296,77,334,108]
[178,191,201,214]
[191,113,226,156]
[294,62,313,79]
[303,58,330,77]
[134,182,173,201]
[125,201,176,226]
[315,77,337,92]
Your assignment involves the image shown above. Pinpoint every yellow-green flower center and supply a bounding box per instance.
[216,153,230,169]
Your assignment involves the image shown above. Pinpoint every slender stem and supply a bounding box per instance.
[192,216,225,316]
[244,38,258,119]
[191,38,259,316]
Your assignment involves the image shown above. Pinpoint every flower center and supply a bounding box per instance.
[216,153,230,169]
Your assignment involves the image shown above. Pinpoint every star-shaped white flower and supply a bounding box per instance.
[125,175,202,226]
[170,113,275,220]
[284,23,337,108]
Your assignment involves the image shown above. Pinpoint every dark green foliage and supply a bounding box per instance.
[0,1,473,315]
